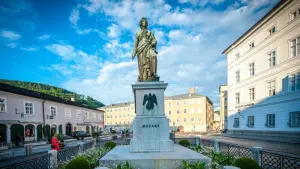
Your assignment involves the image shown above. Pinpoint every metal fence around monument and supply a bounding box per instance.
[57,145,81,166]
[0,153,51,169]
[261,151,300,169]
[218,142,252,159]
[198,138,300,169]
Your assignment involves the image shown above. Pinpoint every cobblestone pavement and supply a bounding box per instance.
[176,133,300,157]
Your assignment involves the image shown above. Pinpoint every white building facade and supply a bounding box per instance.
[223,0,300,137]
[0,83,104,144]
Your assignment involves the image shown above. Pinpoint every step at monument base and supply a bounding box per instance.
[99,145,211,169]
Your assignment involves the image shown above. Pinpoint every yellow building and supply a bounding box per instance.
[101,88,214,133]
[219,85,228,130]
[100,102,135,132]
[165,88,214,133]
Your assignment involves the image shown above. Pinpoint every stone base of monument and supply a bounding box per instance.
[99,144,211,169]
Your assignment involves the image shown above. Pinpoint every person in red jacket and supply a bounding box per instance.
[51,135,60,151]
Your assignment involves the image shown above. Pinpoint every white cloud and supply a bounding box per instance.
[104,39,132,58]
[6,43,17,48]
[0,30,21,40]
[76,29,92,35]
[45,44,76,60]
[52,64,73,75]
[20,46,37,52]
[69,8,80,26]
[107,24,120,38]
[38,34,51,40]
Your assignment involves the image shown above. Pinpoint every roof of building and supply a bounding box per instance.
[166,93,213,105]
[101,101,134,108]
[222,0,289,54]
[0,82,103,112]
[101,92,214,109]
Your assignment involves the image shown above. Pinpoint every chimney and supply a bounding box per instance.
[189,87,196,94]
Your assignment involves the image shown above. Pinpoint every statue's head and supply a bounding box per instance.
[139,17,148,29]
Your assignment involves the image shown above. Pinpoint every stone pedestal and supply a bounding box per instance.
[100,145,211,169]
[130,81,174,152]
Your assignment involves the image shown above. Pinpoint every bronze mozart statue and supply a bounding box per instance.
[132,17,159,82]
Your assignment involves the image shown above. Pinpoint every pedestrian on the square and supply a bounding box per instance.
[51,134,60,151]
[15,134,20,146]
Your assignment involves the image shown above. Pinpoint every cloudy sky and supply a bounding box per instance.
[0,0,280,107]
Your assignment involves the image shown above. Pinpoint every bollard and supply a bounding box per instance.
[250,147,263,167]
[48,150,57,169]
[25,144,33,155]
[213,139,220,153]
[79,142,84,153]
[196,136,200,147]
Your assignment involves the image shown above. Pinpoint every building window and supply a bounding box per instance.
[289,72,300,92]
[110,115,112,118]
[290,11,297,20]
[184,101,186,105]
[191,108,195,114]
[177,110,180,114]
[50,106,57,116]
[184,109,187,113]
[267,80,276,96]
[290,36,300,57]
[288,112,300,127]
[236,70,240,83]
[184,118,187,122]
[177,118,180,122]
[268,26,276,35]
[233,118,239,127]
[266,114,275,127]
[236,92,240,104]
[177,102,179,106]
[76,110,82,119]
[92,113,96,119]
[169,111,171,115]
[249,88,255,101]
[235,53,240,60]
[249,62,255,76]
[268,51,276,67]
[249,42,255,49]
[85,111,89,119]
[24,101,34,115]
[198,117,201,122]
[191,117,194,122]
[225,106,227,110]
[247,116,254,127]
[224,98,227,102]
[65,108,71,118]
[169,103,171,107]
[197,99,201,104]
[0,97,7,112]
[197,108,202,113]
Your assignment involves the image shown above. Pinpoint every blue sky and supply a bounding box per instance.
[0,0,279,107]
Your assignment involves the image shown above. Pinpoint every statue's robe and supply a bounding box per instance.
[134,29,157,81]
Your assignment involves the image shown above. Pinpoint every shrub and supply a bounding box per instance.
[233,158,260,169]
[104,141,116,149]
[111,130,117,134]
[92,132,99,138]
[116,161,134,169]
[65,157,90,169]
[180,160,206,169]
[178,140,191,147]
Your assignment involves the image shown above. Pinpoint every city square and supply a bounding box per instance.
[0,0,300,169]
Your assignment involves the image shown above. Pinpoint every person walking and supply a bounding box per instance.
[51,134,60,151]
